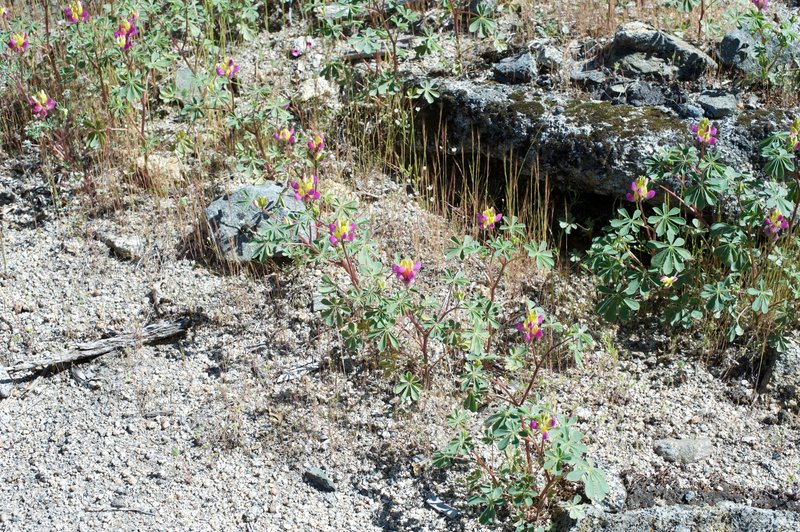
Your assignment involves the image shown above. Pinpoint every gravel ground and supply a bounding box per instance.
[2,13,800,531]
[2,146,799,531]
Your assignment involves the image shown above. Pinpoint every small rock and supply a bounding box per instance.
[303,467,335,492]
[684,491,696,503]
[0,367,12,399]
[653,437,713,464]
[493,52,536,84]
[536,45,563,73]
[425,494,459,519]
[678,103,705,119]
[697,90,738,119]
[96,231,146,261]
[570,69,607,87]
[243,504,263,523]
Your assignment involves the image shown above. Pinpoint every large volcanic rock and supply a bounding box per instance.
[416,80,789,198]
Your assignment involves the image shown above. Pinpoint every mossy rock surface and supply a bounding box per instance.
[418,80,790,198]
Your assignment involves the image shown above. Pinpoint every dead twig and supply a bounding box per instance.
[2,317,193,376]
[84,506,156,516]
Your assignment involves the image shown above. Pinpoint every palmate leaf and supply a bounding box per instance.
[647,204,685,241]
[523,240,555,270]
[566,464,609,503]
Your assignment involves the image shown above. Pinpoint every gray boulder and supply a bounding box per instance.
[567,502,800,532]
[608,21,717,80]
[653,437,712,464]
[205,182,310,263]
[718,30,759,74]
[697,90,739,118]
[417,80,786,198]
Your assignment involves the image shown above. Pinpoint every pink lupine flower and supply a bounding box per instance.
[516,309,544,343]
[392,258,421,286]
[7,32,28,53]
[274,127,295,144]
[114,14,138,50]
[764,208,789,239]
[789,118,800,151]
[626,176,656,202]
[307,133,325,159]
[215,57,240,79]
[691,117,717,146]
[530,415,557,440]
[477,206,502,230]
[291,175,320,202]
[64,0,88,23]
[328,218,356,245]
[29,90,56,118]
[753,0,769,10]
[660,275,678,288]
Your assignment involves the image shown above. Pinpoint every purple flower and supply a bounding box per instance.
[291,47,301,58]
[530,415,557,440]
[215,57,240,79]
[64,0,88,23]
[626,176,656,202]
[114,13,138,50]
[753,0,769,10]
[307,133,325,160]
[764,208,789,239]
[328,218,356,245]
[691,117,717,146]
[274,127,295,144]
[30,90,57,119]
[391,258,421,286]
[7,32,28,53]
[516,309,544,343]
[659,275,678,288]
[477,207,502,230]
[291,175,320,202]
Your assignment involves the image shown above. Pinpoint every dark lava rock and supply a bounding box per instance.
[608,21,717,81]
[417,80,788,198]
[678,103,705,119]
[303,467,336,492]
[493,52,536,84]
[536,44,564,73]
[697,90,739,118]
[626,81,666,107]
[205,182,310,263]
[570,69,607,88]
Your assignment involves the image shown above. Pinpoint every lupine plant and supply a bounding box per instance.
[253,138,606,525]
[587,118,800,358]
[733,0,799,92]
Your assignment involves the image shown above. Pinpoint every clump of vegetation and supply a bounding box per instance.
[587,117,800,363]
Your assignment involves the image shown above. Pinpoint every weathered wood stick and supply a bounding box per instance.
[2,317,192,375]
